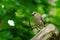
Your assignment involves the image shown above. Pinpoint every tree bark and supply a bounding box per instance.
[31,24,59,40]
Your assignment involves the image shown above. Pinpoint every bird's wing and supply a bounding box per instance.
[41,17,45,26]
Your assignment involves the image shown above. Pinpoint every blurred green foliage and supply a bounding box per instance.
[0,0,60,40]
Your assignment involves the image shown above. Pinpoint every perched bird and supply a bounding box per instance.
[32,12,45,30]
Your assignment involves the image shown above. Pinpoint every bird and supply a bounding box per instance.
[32,12,45,30]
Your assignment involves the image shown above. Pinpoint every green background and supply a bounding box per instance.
[0,0,60,40]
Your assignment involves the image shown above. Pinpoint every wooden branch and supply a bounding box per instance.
[31,24,59,40]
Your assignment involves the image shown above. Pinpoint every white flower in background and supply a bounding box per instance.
[2,5,4,9]
[8,20,15,26]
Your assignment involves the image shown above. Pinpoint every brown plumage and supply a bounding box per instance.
[32,12,45,29]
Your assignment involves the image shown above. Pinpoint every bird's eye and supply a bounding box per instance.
[32,12,36,15]
[34,12,36,14]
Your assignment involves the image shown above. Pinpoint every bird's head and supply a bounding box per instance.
[32,12,37,16]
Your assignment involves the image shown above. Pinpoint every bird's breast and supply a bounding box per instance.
[35,19,44,26]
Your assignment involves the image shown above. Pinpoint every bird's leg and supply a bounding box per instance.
[32,23,40,30]
[40,26,44,30]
